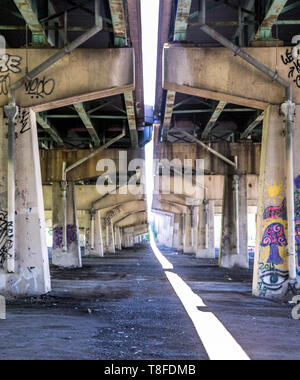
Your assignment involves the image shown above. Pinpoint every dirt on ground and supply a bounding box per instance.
[1,244,299,360]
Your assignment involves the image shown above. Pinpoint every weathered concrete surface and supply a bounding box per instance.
[41,148,145,182]
[1,245,300,360]
[0,109,51,296]
[52,182,82,268]
[0,49,134,111]
[253,105,300,299]
[163,46,300,109]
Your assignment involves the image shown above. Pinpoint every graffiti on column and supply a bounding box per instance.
[281,48,300,88]
[104,207,121,227]
[24,76,55,99]
[294,175,300,275]
[0,210,13,267]
[67,224,77,245]
[0,54,22,95]
[258,181,289,297]
[19,109,30,134]
[53,226,63,250]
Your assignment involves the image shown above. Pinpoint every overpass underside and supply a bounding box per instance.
[0,0,300,361]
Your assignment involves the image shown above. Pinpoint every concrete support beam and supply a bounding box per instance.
[0,108,51,295]
[202,101,227,139]
[109,0,127,46]
[13,0,51,47]
[52,182,82,268]
[89,210,104,257]
[115,226,122,251]
[0,48,134,111]
[73,103,100,147]
[197,200,215,259]
[253,105,300,299]
[254,0,288,41]
[219,173,249,269]
[106,220,115,254]
[36,113,64,147]
[124,92,138,148]
[163,46,300,108]
[183,207,198,254]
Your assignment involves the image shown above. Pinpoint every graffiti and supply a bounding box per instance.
[0,55,22,97]
[53,226,63,250]
[67,224,77,246]
[295,176,300,190]
[261,223,287,265]
[258,263,289,296]
[19,109,30,134]
[12,267,37,294]
[104,207,121,227]
[264,181,285,202]
[281,48,300,88]
[24,76,55,99]
[0,54,22,74]
[0,210,13,267]
[0,73,9,95]
[263,199,287,220]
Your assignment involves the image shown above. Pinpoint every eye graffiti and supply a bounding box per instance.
[259,269,289,291]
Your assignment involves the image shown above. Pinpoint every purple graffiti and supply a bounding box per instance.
[53,226,63,250]
[295,218,300,269]
[263,199,287,220]
[261,223,287,265]
[67,224,77,245]
[295,176,300,190]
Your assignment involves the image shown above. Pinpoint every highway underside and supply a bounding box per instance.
[1,245,300,360]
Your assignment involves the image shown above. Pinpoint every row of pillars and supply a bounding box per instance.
[161,174,248,268]
[0,105,299,299]
[52,182,145,266]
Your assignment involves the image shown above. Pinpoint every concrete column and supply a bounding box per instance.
[253,105,300,299]
[172,214,181,250]
[89,210,104,257]
[106,219,115,254]
[183,207,198,254]
[0,108,51,295]
[219,172,248,269]
[115,226,122,251]
[52,182,82,268]
[197,200,215,259]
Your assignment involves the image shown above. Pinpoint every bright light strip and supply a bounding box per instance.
[150,231,173,270]
[165,271,250,361]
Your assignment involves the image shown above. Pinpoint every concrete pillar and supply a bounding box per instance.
[219,172,248,269]
[0,108,51,295]
[172,214,181,250]
[253,105,300,299]
[115,226,122,251]
[197,200,215,259]
[89,210,104,257]
[106,219,115,254]
[183,207,198,254]
[52,182,82,268]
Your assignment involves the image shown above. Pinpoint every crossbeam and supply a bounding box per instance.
[74,103,100,147]
[202,101,227,139]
